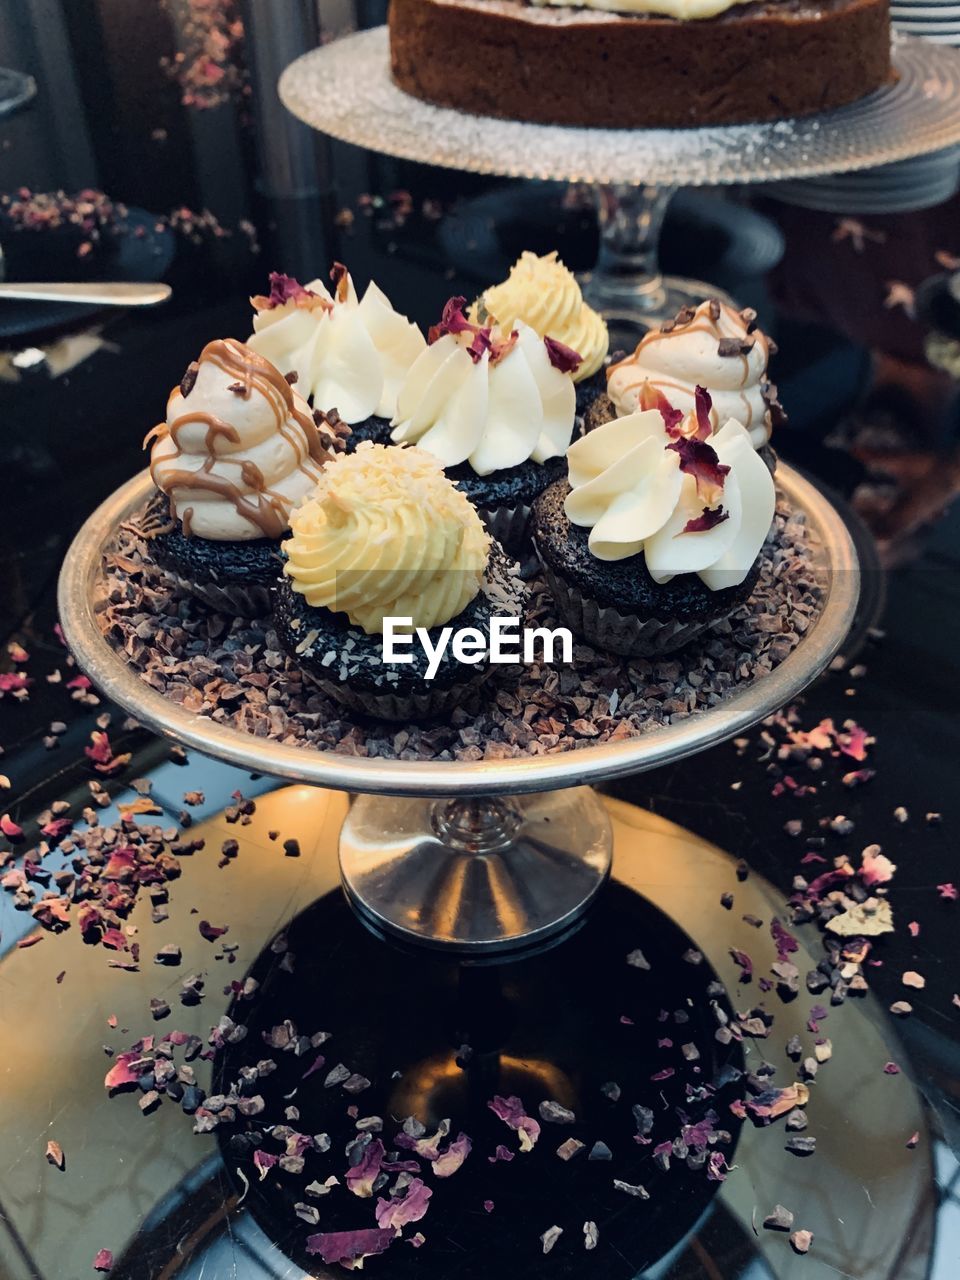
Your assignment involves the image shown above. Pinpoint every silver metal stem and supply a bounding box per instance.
[339,787,614,956]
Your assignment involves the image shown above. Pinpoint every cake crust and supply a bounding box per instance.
[389,0,893,127]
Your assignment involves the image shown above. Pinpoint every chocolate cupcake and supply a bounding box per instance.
[532,394,777,656]
[471,250,610,419]
[247,266,425,447]
[390,297,581,549]
[604,298,785,456]
[145,338,341,615]
[275,443,526,721]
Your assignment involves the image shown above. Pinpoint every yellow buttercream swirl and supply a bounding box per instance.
[283,443,490,635]
[474,251,609,382]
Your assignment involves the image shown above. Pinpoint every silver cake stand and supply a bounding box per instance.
[58,465,858,957]
[279,27,960,327]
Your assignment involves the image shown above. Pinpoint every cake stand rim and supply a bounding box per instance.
[277,27,960,187]
[57,465,859,797]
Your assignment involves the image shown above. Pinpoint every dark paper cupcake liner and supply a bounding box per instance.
[168,572,273,619]
[308,668,491,723]
[536,555,724,657]
[478,502,532,553]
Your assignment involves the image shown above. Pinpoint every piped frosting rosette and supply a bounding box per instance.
[565,393,775,590]
[390,297,579,476]
[283,443,490,635]
[247,268,425,422]
[606,299,783,449]
[148,338,333,541]
[473,250,609,382]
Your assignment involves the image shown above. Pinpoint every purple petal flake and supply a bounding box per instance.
[305,1228,395,1266]
[431,1132,472,1178]
[302,1052,326,1080]
[667,437,730,503]
[487,1095,540,1152]
[543,335,582,375]
[693,385,714,441]
[706,1151,729,1182]
[639,381,684,435]
[681,505,728,535]
[252,1149,278,1181]
[770,918,799,960]
[93,1249,113,1273]
[375,1177,433,1233]
[258,272,319,310]
[730,948,753,982]
[346,1138,385,1198]
[487,1144,515,1163]
[938,883,958,901]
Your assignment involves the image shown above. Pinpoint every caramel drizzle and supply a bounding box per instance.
[148,338,334,539]
[608,302,770,402]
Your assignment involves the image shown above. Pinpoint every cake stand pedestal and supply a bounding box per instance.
[58,465,858,958]
[277,28,960,329]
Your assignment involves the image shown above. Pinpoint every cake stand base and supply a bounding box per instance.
[339,787,613,957]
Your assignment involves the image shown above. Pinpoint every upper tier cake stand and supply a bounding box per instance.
[278,27,960,328]
[58,465,858,958]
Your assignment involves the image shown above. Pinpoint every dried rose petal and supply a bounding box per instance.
[543,335,582,375]
[345,1137,384,1198]
[305,1228,395,1265]
[93,1249,113,1272]
[432,1132,472,1178]
[681,505,728,535]
[487,1095,540,1152]
[1,813,24,841]
[375,1177,433,1233]
[45,1139,65,1169]
[693,385,713,440]
[639,381,684,435]
[198,920,228,942]
[667,437,730,503]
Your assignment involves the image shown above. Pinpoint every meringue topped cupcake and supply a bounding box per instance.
[273,443,525,720]
[601,298,784,452]
[390,297,580,547]
[144,338,339,614]
[247,266,425,446]
[532,389,776,656]
[472,250,609,414]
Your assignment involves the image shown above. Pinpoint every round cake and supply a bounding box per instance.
[388,0,893,127]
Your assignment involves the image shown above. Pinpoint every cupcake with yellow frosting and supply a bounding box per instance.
[531,389,777,656]
[247,265,425,448]
[390,296,581,549]
[144,337,340,615]
[472,250,610,415]
[273,443,525,720]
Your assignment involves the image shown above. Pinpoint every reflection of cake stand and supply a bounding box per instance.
[58,465,858,956]
[278,28,960,329]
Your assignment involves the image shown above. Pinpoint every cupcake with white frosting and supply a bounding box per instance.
[247,266,425,447]
[599,298,784,453]
[390,296,580,547]
[532,389,777,656]
[144,338,340,614]
[273,443,526,720]
[472,250,609,414]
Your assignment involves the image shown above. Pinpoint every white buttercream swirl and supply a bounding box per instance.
[247,272,425,423]
[390,321,576,476]
[607,301,775,449]
[150,338,329,542]
[565,408,776,590]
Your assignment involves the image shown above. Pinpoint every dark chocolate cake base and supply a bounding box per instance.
[273,544,526,720]
[389,0,894,127]
[143,493,281,615]
[532,479,762,655]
